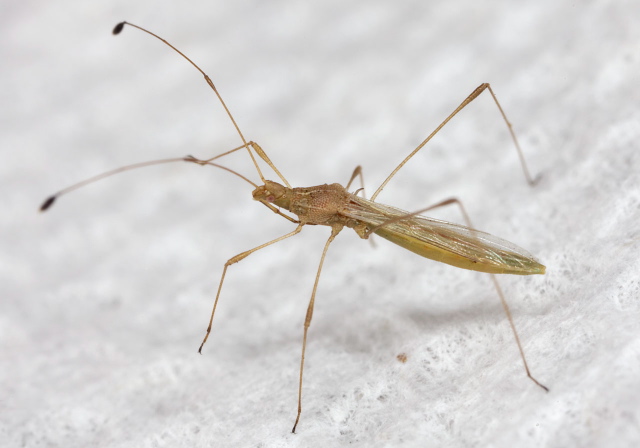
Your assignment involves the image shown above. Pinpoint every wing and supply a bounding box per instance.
[343,195,544,275]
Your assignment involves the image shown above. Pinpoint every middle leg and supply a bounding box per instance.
[291,225,342,433]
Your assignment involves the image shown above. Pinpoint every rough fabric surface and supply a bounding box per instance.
[3,1,639,447]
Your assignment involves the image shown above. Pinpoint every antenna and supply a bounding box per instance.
[112,21,268,183]
[40,155,258,212]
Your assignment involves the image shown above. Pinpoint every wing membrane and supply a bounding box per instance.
[343,195,544,274]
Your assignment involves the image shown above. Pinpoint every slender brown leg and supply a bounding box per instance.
[372,83,539,202]
[439,201,547,390]
[198,224,304,353]
[364,198,470,238]
[488,274,548,391]
[377,197,548,391]
[249,142,291,188]
[291,226,342,433]
[345,165,367,197]
[198,143,250,163]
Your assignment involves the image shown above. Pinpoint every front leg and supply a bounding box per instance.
[291,225,342,433]
[198,224,304,353]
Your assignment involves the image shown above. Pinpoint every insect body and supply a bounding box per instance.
[254,180,545,275]
[42,21,548,433]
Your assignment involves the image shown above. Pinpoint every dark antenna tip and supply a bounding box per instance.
[40,195,56,212]
[112,22,126,35]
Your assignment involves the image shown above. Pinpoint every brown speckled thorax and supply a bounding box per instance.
[252,180,367,235]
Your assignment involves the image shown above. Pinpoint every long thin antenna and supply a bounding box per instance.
[40,156,257,212]
[112,21,268,183]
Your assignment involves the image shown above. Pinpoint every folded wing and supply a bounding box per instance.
[343,195,545,275]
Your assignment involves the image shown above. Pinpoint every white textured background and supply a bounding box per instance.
[3,1,640,447]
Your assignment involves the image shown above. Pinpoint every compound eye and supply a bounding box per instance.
[266,194,275,203]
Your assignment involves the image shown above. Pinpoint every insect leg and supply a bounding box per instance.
[371,83,539,202]
[198,224,304,353]
[363,197,471,238]
[113,21,269,184]
[345,165,372,200]
[291,226,342,433]
[488,273,548,391]
[345,165,366,196]
[198,141,292,188]
[249,142,291,188]
[197,143,251,163]
[413,197,549,391]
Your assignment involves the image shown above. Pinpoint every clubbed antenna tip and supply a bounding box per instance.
[112,22,126,35]
[40,195,56,212]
